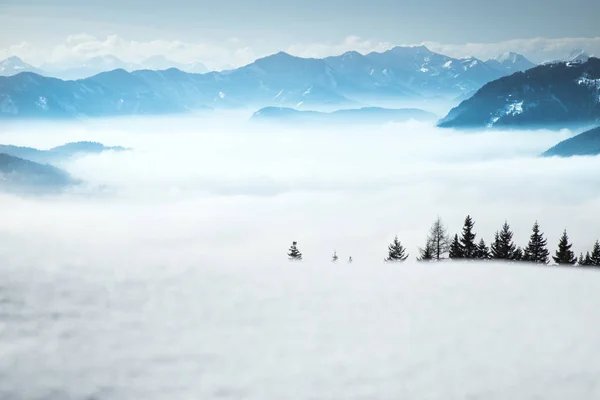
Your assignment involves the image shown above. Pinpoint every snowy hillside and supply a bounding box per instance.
[1,260,599,399]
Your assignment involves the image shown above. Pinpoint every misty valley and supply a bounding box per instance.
[1,31,600,400]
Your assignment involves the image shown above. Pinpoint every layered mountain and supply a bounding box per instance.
[40,55,210,80]
[0,141,128,164]
[542,126,600,157]
[0,46,542,118]
[0,153,79,193]
[139,55,208,74]
[438,58,600,128]
[0,56,45,76]
[251,106,437,125]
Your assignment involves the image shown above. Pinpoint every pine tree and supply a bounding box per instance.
[476,238,491,260]
[578,253,586,266]
[590,240,600,267]
[490,222,517,260]
[523,221,549,264]
[385,236,409,262]
[552,230,577,265]
[449,234,464,259]
[459,215,477,258]
[332,251,339,263]
[514,247,524,261]
[426,216,451,261]
[584,251,593,267]
[287,241,302,260]
[417,238,434,261]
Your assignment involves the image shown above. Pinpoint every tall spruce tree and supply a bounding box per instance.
[552,230,577,265]
[523,221,549,264]
[287,241,302,260]
[449,234,464,259]
[426,216,451,261]
[490,222,517,260]
[590,240,600,267]
[476,238,491,260]
[385,236,409,262]
[459,215,477,258]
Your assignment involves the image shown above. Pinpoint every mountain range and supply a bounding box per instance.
[0,46,539,118]
[438,57,600,129]
[0,55,209,80]
[251,106,437,124]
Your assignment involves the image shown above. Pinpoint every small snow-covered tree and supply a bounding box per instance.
[523,221,549,264]
[476,238,491,260]
[590,240,600,267]
[332,251,339,263]
[385,236,409,262]
[491,222,517,260]
[552,230,577,265]
[417,239,434,261]
[288,241,302,261]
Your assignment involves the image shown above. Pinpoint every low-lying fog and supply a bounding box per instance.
[1,115,599,265]
[1,114,600,399]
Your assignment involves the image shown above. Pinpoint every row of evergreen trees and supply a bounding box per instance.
[287,217,600,267]
[394,216,600,266]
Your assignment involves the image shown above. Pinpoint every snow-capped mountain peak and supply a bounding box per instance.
[0,56,44,76]
[567,48,591,63]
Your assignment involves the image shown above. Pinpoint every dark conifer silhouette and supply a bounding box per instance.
[591,240,600,266]
[332,251,339,263]
[385,236,409,262]
[523,221,549,264]
[449,234,464,259]
[417,239,434,261]
[552,230,577,265]
[476,238,491,260]
[490,222,517,260]
[578,253,586,266]
[582,251,593,267]
[287,241,302,260]
[459,215,477,258]
[514,247,524,261]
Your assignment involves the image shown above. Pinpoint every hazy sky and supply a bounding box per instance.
[1,0,599,68]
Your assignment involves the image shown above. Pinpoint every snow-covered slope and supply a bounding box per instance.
[439,57,600,128]
[1,259,599,399]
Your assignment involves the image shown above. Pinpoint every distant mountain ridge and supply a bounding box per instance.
[0,153,79,193]
[0,56,45,76]
[542,126,600,157]
[251,106,437,124]
[438,57,600,129]
[0,46,539,118]
[0,141,129,164]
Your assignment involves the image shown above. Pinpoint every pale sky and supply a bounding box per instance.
[1,0,598,69]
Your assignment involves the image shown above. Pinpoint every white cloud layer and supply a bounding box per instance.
[2,35,599,71]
